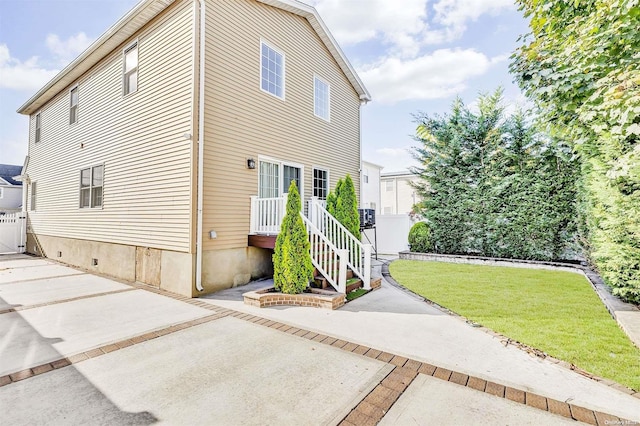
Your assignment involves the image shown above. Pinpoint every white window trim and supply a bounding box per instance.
[122,40,139,97]
[313,74,330,122]
[258,155,304,199]
[259,39,286,101]
[69,85,79,125]
[79,163,105,209]
[34,112,41,143]
[0,187,4,199]
[312,166,330,200]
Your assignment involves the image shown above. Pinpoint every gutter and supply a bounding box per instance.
[195,0,205,292]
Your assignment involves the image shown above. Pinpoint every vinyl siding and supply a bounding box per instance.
[26,0,195,252]
[202,0,361,251]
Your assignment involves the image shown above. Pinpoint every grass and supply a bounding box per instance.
[346,288,368,302]
[389,260,640,391]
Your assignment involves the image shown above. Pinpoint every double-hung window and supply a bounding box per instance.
[314,76,330,121]
[69,87,79,124]
[313,168,328,200]
[123,43,138,95]
[35,113,41,143]
[80,165,104,208]
[260,41,284,99]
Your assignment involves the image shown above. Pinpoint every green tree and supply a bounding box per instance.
[326,178,341,217]
[334,174,361,240]
[412,90,578,260]
[511,0,640,302]
[273,181,313,294]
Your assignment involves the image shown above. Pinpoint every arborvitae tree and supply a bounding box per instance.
[273,181,313,294]
[412,90,578,260]
[326,179,341,217]
[335,174,361,240]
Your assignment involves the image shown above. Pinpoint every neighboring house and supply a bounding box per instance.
[0,164,23,214]
[361,160,382,214]
[380,171,422,215]
[17,0,370,297]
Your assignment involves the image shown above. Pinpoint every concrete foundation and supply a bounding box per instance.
[200,247,273,294]
[26,234,273,298]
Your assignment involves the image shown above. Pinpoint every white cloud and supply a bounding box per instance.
[358,48,498,104]
[46,32,93,64]
[311,0,429,57]
[311,0,515,57]
[0,44,59,91]
[433,0,515,27]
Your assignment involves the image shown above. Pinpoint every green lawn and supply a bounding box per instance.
[389,260,640,391]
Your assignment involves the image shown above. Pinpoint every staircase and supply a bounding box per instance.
[302,198,372,294]
[249,195,373,294]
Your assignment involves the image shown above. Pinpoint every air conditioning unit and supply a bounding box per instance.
[359,208,376,229]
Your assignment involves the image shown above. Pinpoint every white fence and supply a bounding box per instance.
[0,212,27,254]
[363,214,414,255]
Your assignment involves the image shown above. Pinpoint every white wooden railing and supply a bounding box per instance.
[301,214,348,293]
[308,198,371,290]
[249,195,371,293]
[250,196,287,235]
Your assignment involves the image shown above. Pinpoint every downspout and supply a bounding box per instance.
[358,96,367,208]
[195,0,206,292]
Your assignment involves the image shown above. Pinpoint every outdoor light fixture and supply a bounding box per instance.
[247,158,256,169]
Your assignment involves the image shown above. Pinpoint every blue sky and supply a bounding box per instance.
[0,0,529,172]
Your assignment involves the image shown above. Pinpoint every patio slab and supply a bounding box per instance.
[0,262,84,284]
[0,317,393,425]
[0,274,131,311]
[0,289,211,376]
[379,373,577,425]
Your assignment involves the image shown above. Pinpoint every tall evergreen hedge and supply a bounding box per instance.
[273,181,313,294]
[412,90,578,261]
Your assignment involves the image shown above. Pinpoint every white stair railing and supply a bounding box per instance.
[308,198,371,289]
[300,214,347,294]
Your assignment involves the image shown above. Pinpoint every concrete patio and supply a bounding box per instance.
[1,254,637,425]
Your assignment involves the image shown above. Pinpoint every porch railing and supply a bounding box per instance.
[249,196,286,235]
[249,195,371,293]
[307,198,371,290]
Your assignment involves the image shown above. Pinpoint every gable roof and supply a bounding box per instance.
[17,0,370,116]
[0,164,23,186]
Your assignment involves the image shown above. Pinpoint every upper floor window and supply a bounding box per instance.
[35,113,41,143]
[313,168,328,200]
[70,87,79,124]
[123,43,138,95]
[385,180,394,192]
[314,76,330,121]
[260,41,284,99]
[80,165,104,208]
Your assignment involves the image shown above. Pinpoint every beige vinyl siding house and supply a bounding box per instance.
[18,0,369,297]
